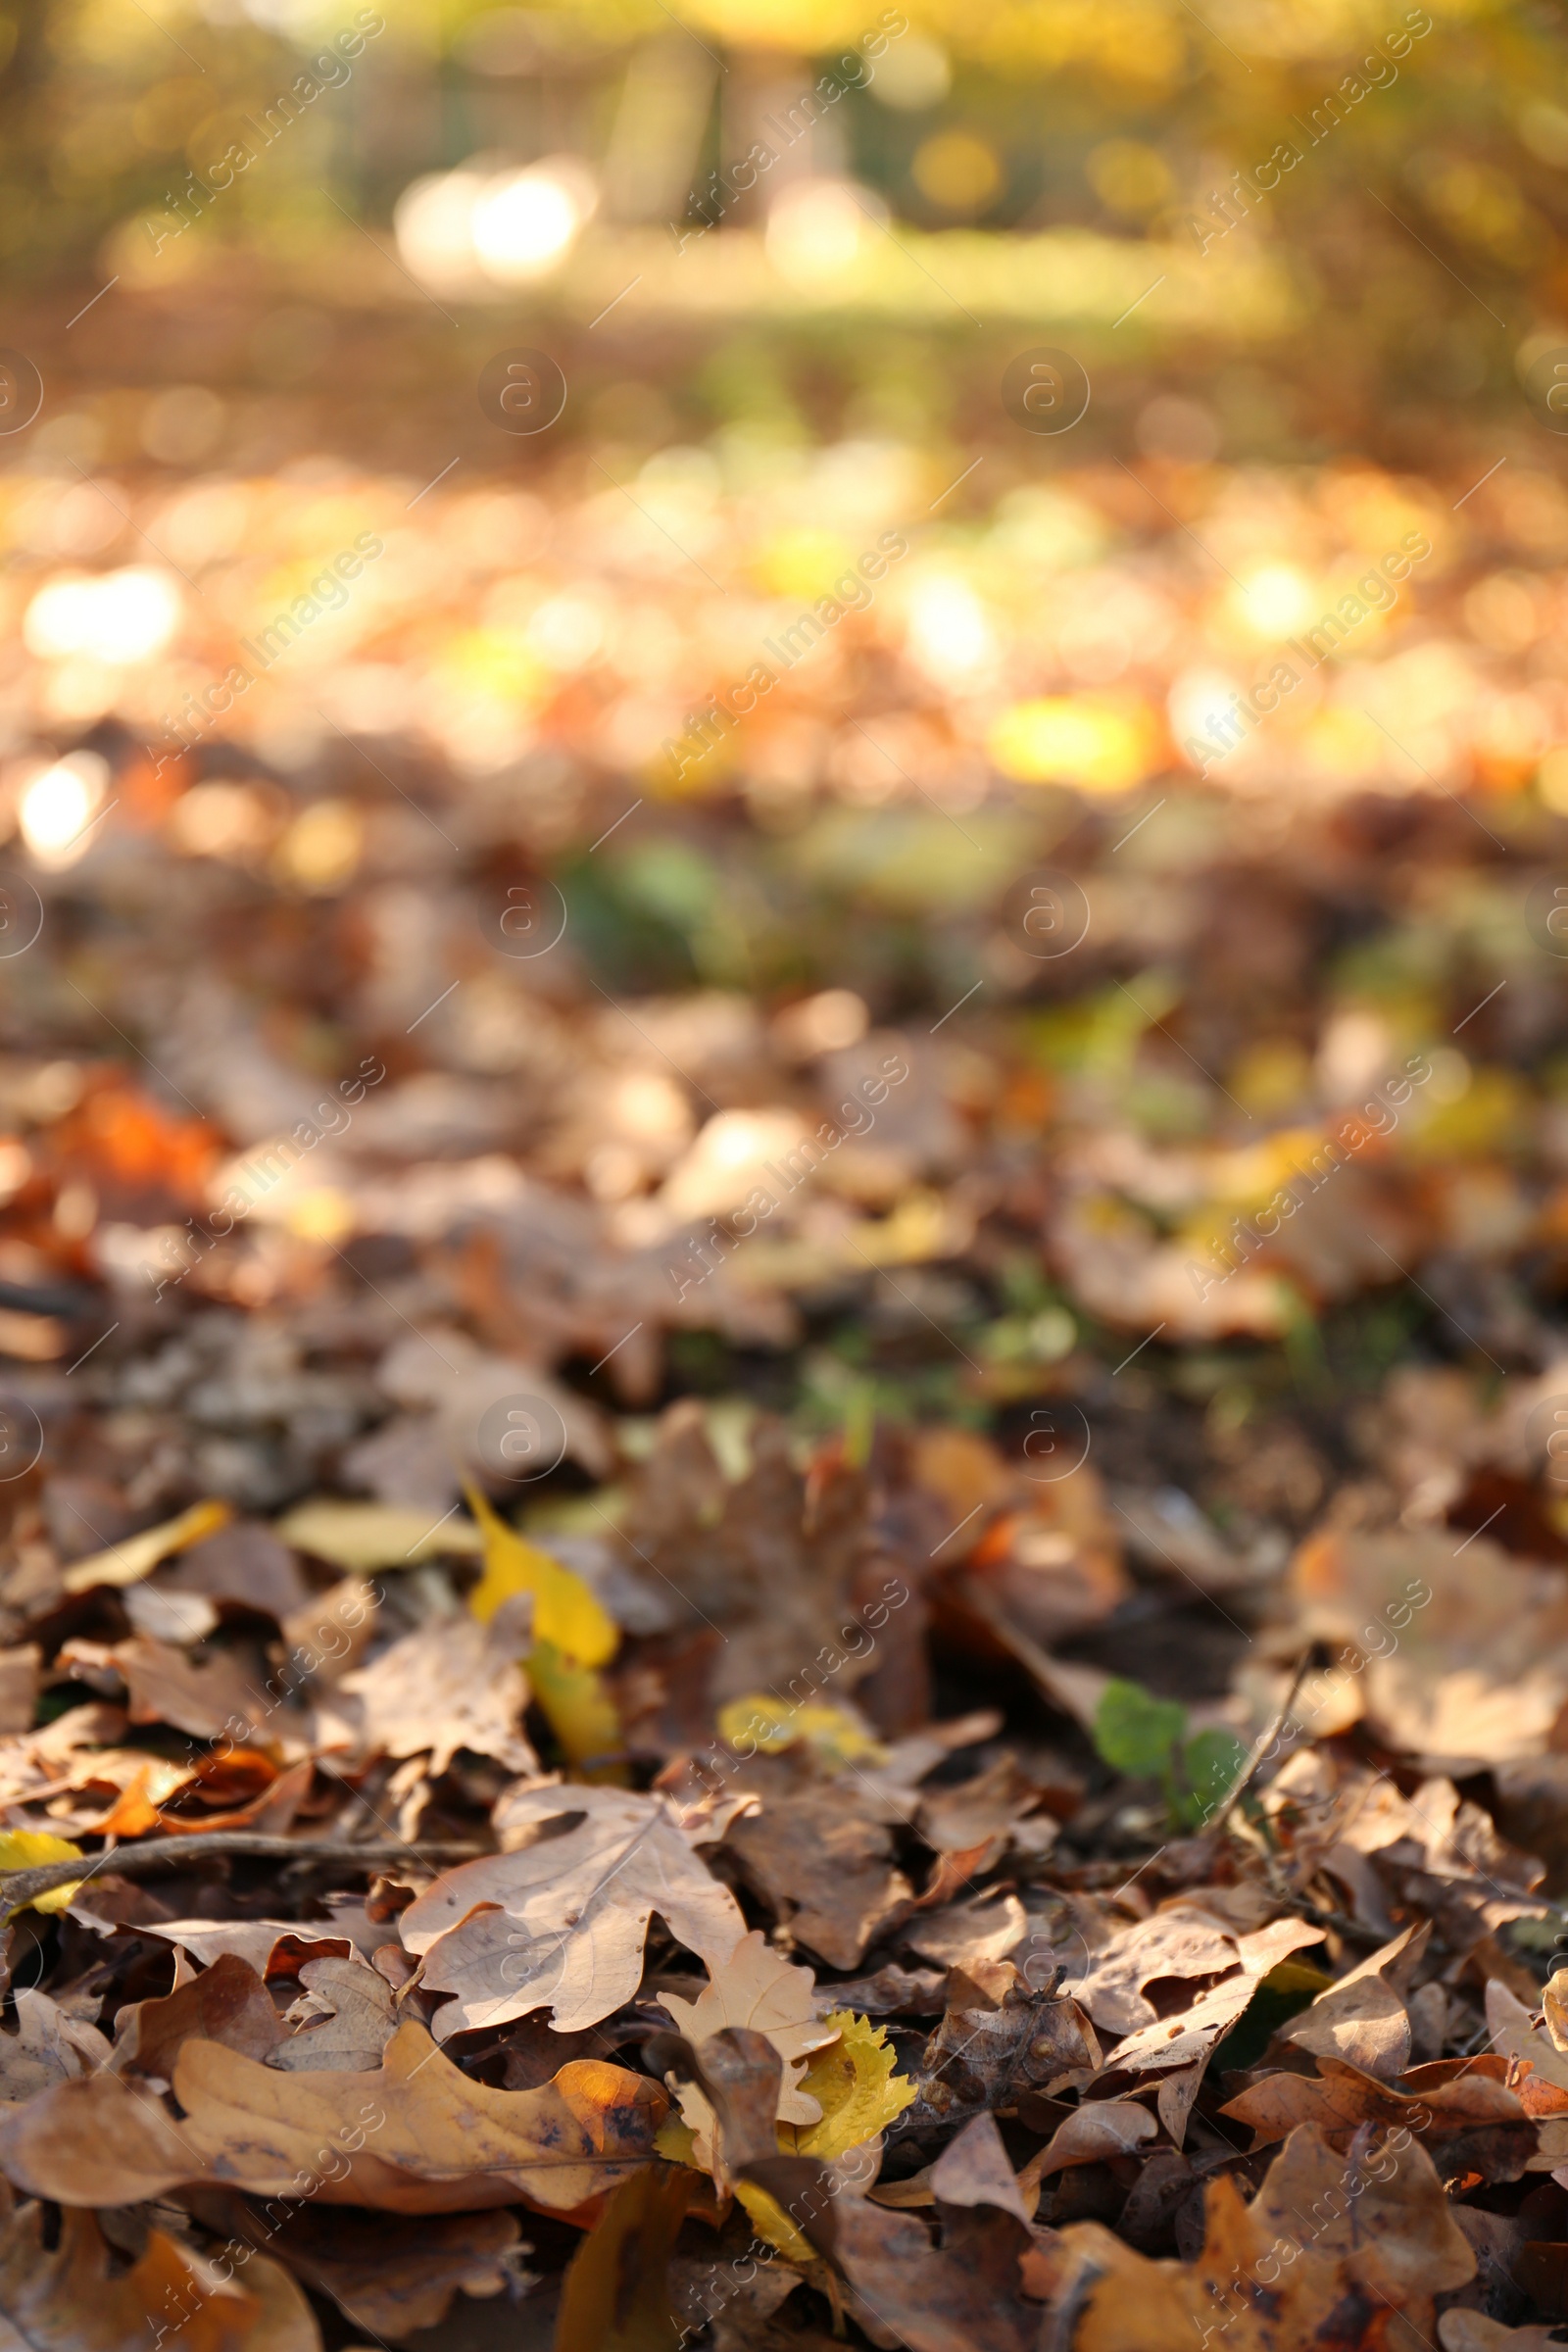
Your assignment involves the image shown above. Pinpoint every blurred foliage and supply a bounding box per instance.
[1,0,1565,449]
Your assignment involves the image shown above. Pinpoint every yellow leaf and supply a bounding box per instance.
[61,1498,234,1595]
[988,696,1157,794]
[274,1498,483,1571]
[735,2179,813,2263]
[529,1640,628,1782]
[780,2012,917,2160]
[715,1695,885,1768]
[464,1485,618,1665]
[0,1831,82,1917]
[655,2113,700,2167]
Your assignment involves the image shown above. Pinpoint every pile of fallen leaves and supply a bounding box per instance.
[1,1394,1568,2349]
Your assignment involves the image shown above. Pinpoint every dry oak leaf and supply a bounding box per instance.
[835,2187,1042,2352]
[1441,2318,1568,2350]
[0,2179,316,2352]
[723,1782,912,1971]
[56,1634,273,1745]
[1273,1921,1430,2082]
[1039,2121,1471,2352]
[337,1601,535,1777]
[0,2019,668,2218]
[270,1957,397,2073]
[1249,2118,1476,2326]
[661,1930,840,2168]
[186,2194,526,2338]
[1100,1917,1325,2078]
[1062,1905,1313,2040]
[1221,2050,1536,2179]
[399,1784,745,2036]
[0,1988,110,2102]
[110,1951,286,2079]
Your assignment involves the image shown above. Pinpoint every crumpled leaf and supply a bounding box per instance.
[0,2019,668,2216]
[400,1783,746,2034]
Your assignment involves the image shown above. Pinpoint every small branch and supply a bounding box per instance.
[1210,1642,1330,1837]
[0,1832,483,1911]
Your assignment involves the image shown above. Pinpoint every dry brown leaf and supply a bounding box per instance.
[1020,2097,1157,2184]
[723,1781,912,1970]
[56,1634,273,1743]
[1040,2121,1469,2351]
[335,1598,536,1776]
[1274,1922,1430,2081]
[1288,1526,1568,1766]
[187,2194,526,2337]
[0,2178,317,2351]
[1250,2118,1476,2325]
[917,1969,1101,2120]
[400,1783,745,2035]
[1221,2050,1536,2185]
[1440,2316,1568,2350]
[110,1952,286,2079]
[0,2019,668,2217]
[905,1889,1027,1970]
[270,1956,396,2072]
[834,2194,1042,2352]
[0,1988,110,2103]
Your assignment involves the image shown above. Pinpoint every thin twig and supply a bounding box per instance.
[0,1832,482,1910]
[1210,1642,1328,1836]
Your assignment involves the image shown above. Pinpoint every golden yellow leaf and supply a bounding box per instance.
[464,1485,618,1665]
[780,2012,916,2160]
[528,1639,626,1780]
[715,1694,884,1768]
[0,1831,82,1917]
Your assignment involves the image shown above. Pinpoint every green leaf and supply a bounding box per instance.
[1093,1679,1187,1780]
[1175,1727,1250,1830]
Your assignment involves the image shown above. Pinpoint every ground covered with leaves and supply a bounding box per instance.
[6,428,1568,2352]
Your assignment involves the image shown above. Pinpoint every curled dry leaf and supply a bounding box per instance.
[110,1951,286,2077]
[0,2019,668,2217]
[400,1783,745,2034]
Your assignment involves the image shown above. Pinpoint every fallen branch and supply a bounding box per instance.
[0,1832,484,1912]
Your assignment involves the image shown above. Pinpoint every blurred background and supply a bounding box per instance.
[1,0,1568,1598]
